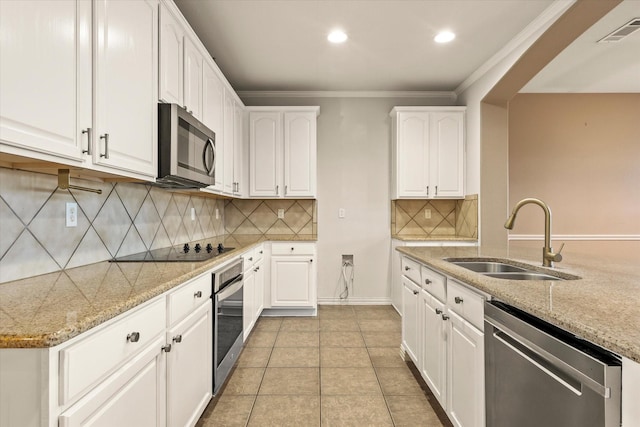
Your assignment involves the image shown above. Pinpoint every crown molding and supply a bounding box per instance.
[454,0,576,96]
[237,90,458,100]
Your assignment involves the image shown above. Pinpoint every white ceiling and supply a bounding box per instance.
[174,0,554,92]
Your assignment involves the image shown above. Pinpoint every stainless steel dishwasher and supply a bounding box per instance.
[485,300,621,427]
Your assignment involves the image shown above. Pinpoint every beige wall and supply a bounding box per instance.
[508,93,640,259]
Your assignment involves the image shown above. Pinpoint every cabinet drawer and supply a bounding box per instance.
[401,256,421,285]
[168,272,211,325]
[447,279,484,330]
[242,248,256,272]
[254,244,264,263]
[271,242,316,256]
[59,298,166,406]
[421,265,446,302]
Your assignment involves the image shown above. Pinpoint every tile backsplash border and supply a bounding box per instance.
[0,167,225,283]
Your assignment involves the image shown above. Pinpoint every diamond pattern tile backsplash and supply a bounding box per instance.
[224,199,317,237]
[0,168,225,283]
[391,195,478,239]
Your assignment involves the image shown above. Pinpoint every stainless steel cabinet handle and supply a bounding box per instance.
[194,291,202,298]
[254,267,259,272]
[441,314,450,321]
[435,185,438,196]
[426,186,429,197]
[99,133,109,159]
[82,128,92,154]
[425,279,432,285]
[435,308,443,315]
[454,296,464,304]
[284,185,288,195]
[162,344,172,353]
[126,332,140,343]
[276,185,279,195]
[172,335,182,343]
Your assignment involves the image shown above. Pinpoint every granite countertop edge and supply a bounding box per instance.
[396,246,640,364]
[0,235,317,349]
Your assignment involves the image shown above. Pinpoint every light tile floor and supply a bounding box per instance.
[197,305,451,427]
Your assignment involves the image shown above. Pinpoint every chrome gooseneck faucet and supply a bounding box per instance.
[504,198,564,267]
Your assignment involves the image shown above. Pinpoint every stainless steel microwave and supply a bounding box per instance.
[156,103,215,189]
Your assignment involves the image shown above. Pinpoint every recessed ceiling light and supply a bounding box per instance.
[328,30,348,44]
[434,31,456,44]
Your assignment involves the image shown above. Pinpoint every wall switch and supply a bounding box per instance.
[66,202,78,227]
[191,207,196,221]
[338,208,346,218]
[424,209,432,219]
[215,208,219,219]
[277,208,285,219]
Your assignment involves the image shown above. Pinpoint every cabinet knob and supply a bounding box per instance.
[413,290,419,295]
[441,314,450,321]
[454,296,464,304]
[162,344,172,353]
[424,279,432,285]
[404,266,410,271]
[259,250,263,254]
[194,290,202,298]
[435,308,443,315]
[249,257,253,261]
[172,335,182,344]
[126,332,140,343]
[291,247,294,251]
[309,259,313,263]
[254,267,259,272]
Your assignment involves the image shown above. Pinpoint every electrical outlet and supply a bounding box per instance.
[338,208,346,218]
[424,209,432,219]
[66,202,78,227]
[215,208,219,220]
[277,208,285,219]
[191,207,196,221]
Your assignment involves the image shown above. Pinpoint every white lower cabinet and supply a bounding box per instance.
[242,245,265,339]
[400,256,485,427]
[166,301,212,427]
[401,277,420,363]
[59,336,166,427]
[270,243,316,309]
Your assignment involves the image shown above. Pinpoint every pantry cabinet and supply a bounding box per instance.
[248,108,319,198]
[0,0,157,180]
[391,107,465,199]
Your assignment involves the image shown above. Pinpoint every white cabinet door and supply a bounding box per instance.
[431,112,464,198]
[396,112,430,198]
[271,256,315,307]
[401,277,419,364]
[254,260,265,318]
[166,301,212,427]
[183,37,202,121]
[59,336,166,427]
[421,291,447,408]
[158,2,183,105]
[0,0,91,162]
[93,0,157,177]
[233,102,245,196]
[447,310,485,427]
[249,112,282,197]
[243,270,256,340]
[283,112,316,197]
[223,92,235,194]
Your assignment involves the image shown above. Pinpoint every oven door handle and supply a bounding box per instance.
[216,276,243,301]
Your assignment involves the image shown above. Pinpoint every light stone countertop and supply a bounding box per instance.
[0,235,316,349]
[396,245,640,363]
[392,234,478,242]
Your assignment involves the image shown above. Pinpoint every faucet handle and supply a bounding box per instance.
[552,243,565,262]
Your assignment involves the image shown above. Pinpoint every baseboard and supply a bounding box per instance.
[261,307,317,317]
[318,297,392,305]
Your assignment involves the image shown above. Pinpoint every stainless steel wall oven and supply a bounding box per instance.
[212,259,244,394]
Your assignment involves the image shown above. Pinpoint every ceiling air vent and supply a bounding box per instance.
[598,18,640,43]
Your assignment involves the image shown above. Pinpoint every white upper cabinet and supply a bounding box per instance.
[183,37,203,121]
[1,0,157,180]
[159,1,183,105]
[248,108,319,198]
[93,0,158,177]
[391,107,465,199]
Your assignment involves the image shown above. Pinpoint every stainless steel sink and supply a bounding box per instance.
[449,261,527,273]
[444,258,579,281]
[483,272,562,281]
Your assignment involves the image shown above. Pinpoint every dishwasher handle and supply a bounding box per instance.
[486,317,611,398]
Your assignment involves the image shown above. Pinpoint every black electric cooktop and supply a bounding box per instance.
[110,243,235,263]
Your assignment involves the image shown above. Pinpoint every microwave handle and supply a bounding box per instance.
[203,138,215,176]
